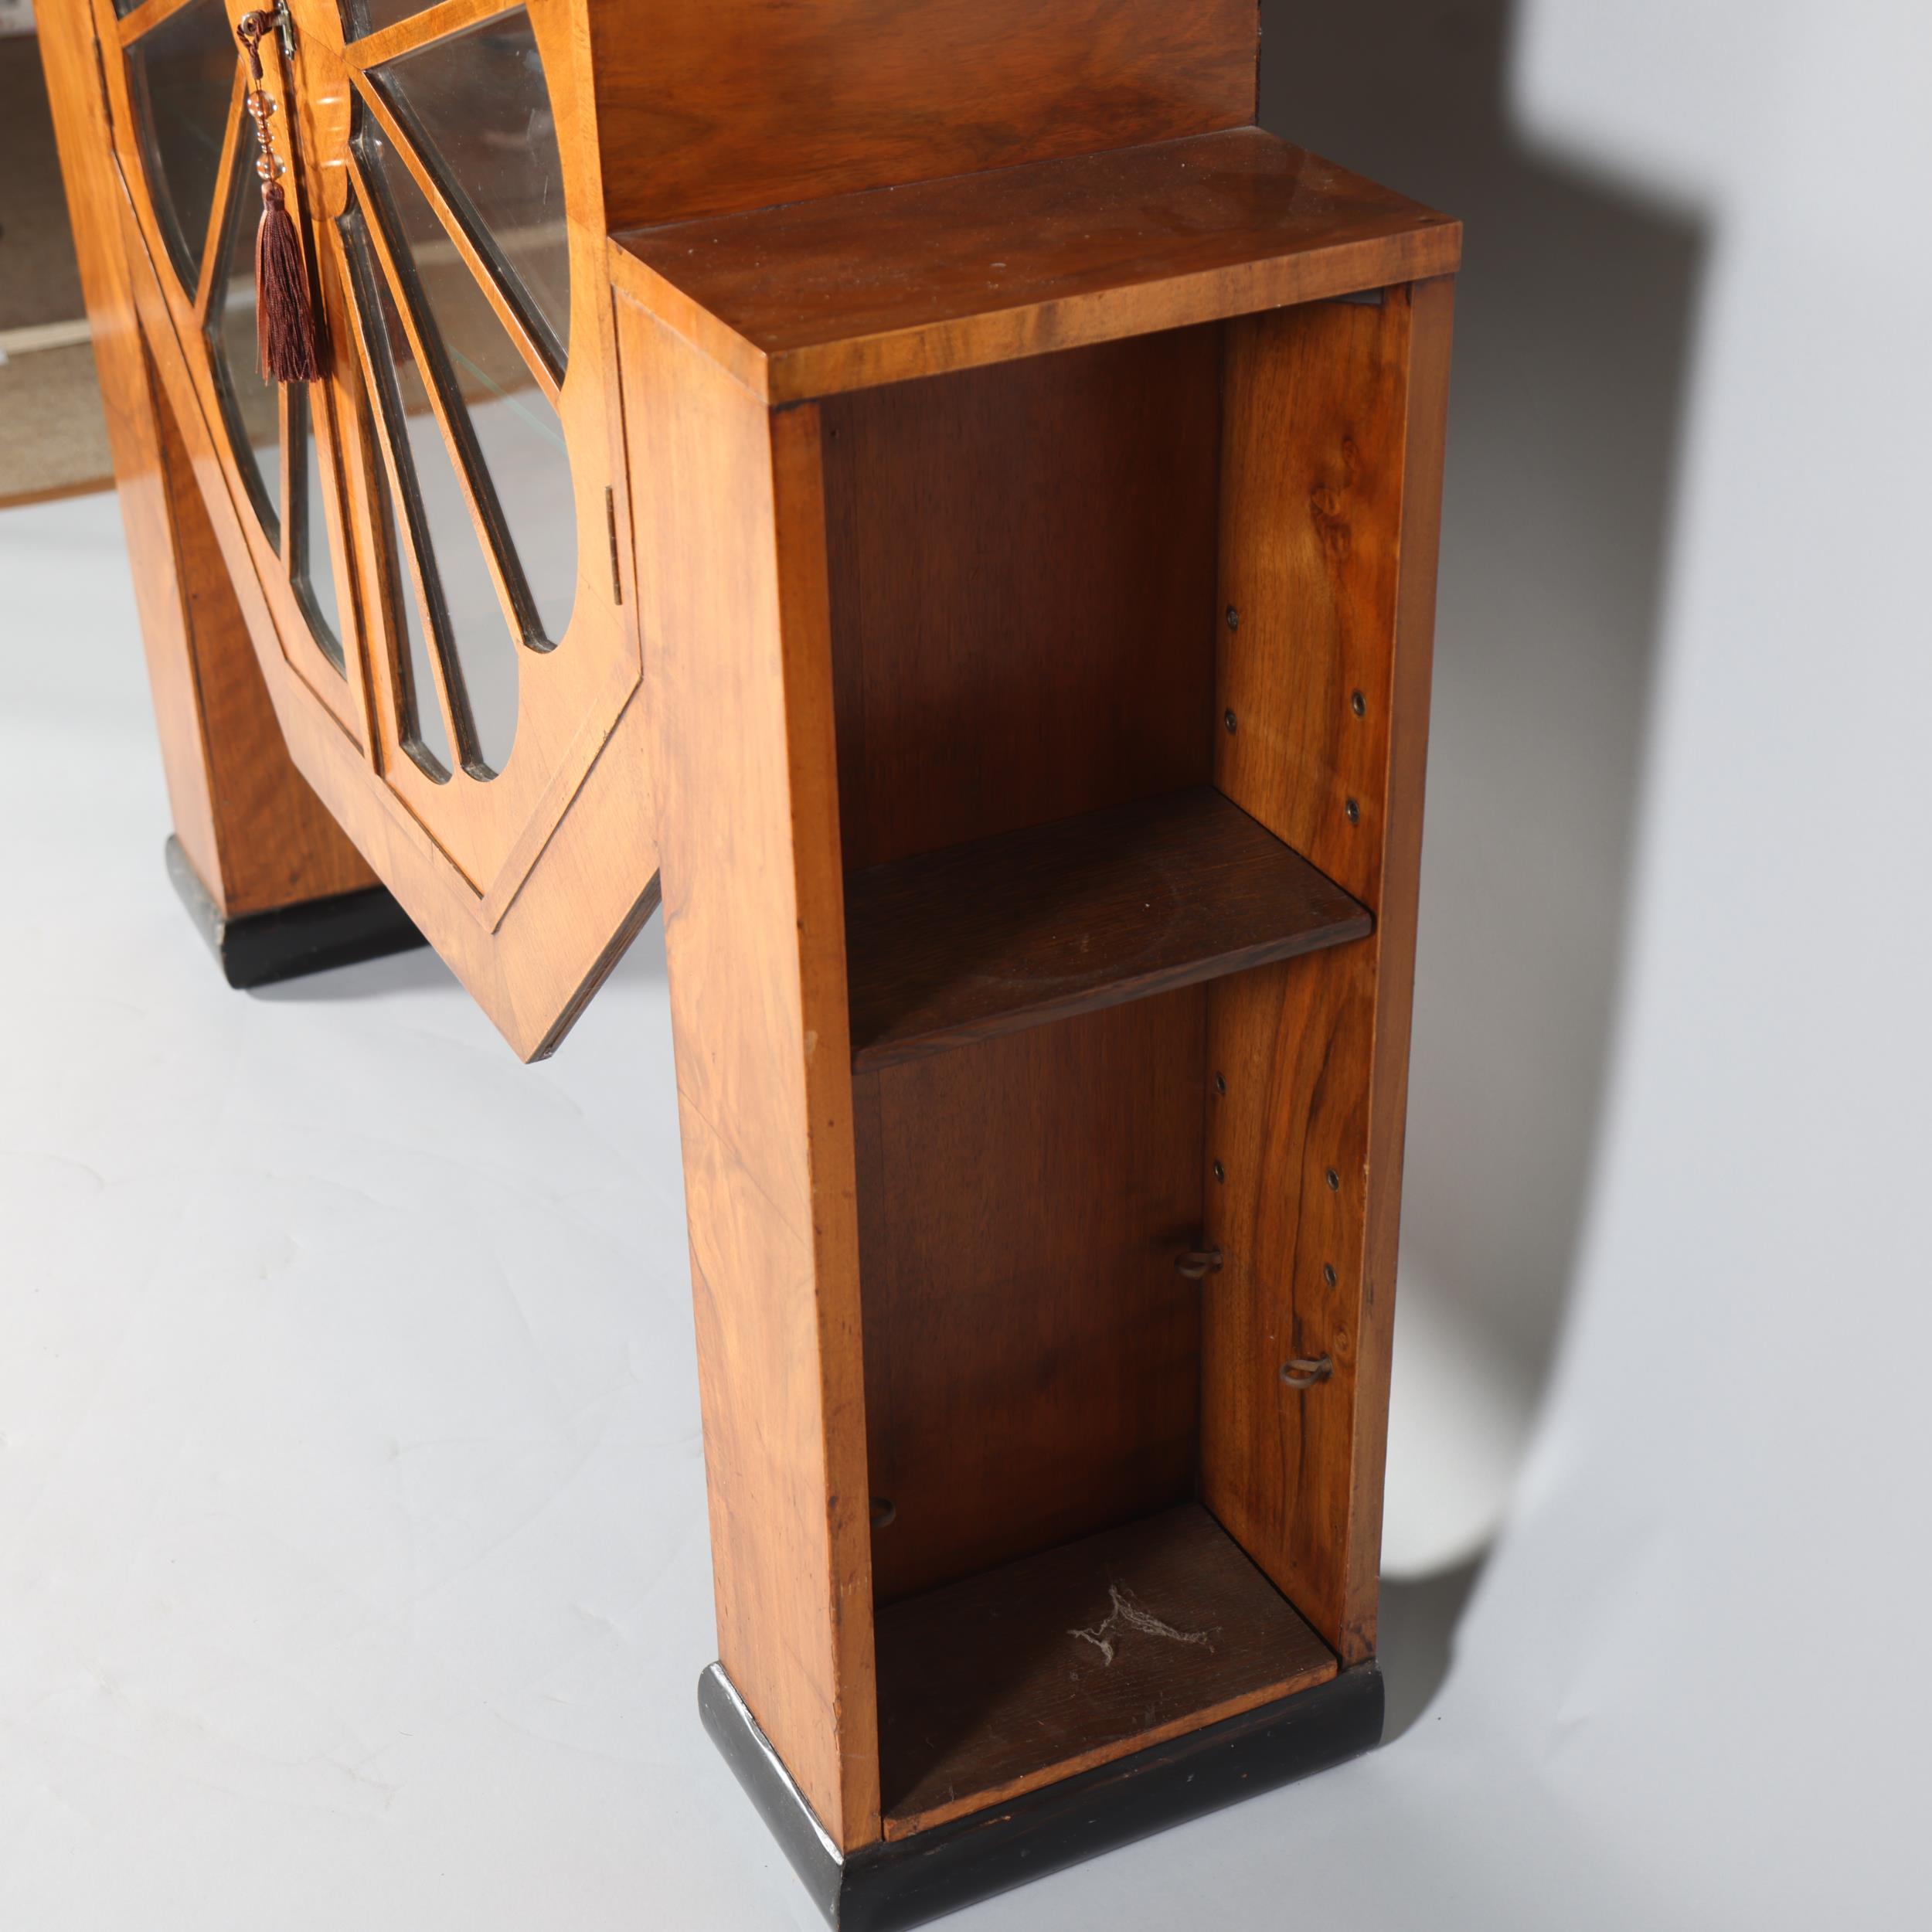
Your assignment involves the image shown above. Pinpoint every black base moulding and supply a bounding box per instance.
[698,1657,1384,1932]
[165,835,427,989]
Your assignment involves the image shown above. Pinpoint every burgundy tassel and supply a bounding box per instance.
[236,11,323,384]
[254,182,320,383]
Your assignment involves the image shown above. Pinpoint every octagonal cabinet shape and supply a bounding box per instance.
[97,0,656,1060]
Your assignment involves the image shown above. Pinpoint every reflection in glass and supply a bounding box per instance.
[207,148,281,544]
[360,116,577,646]
[125,0,237,289]
[345,0,434,33]
[289,390,346,672]
[374,9,570,372]
[342,209,519,779]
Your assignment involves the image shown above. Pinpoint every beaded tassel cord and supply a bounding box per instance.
[236,10,321,383]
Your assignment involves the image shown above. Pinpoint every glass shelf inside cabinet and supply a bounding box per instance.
[369,7,570,374]
[124,0,238,291]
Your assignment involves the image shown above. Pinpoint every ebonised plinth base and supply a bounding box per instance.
[699,1658,1384,1931]
[165,836,427,989]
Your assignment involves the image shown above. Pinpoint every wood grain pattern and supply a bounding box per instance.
[285,0,355,222]
[876,1503,1337,1837]
[38,0,375,920]
[1201,281,1454,1663]
[617,292,879,1850]
[587,0,1257,233]
[845,787,1371,1071]
[824,330,1221,872]
[855,993,1206,1605]
[609,129,1461,402]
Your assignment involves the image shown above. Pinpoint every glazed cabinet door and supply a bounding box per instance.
[97,0,659,1057]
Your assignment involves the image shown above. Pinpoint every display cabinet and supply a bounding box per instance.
[41,2,1458,1923]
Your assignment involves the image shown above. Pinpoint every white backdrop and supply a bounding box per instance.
[2,3,1929,1926]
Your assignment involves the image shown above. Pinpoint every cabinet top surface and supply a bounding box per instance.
[609,128,1460,401]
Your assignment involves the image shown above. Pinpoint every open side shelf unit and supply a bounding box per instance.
[44,0,1454,1914]
[611,118,1456,1928]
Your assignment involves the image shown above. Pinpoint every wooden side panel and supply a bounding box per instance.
[36,3,372,917]
[1202,281,1454,1662]
[855,992,1206,1604]
[590,0,1257,231]
[823,330,1222,872]
[616,296,879,1849]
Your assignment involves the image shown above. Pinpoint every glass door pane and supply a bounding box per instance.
[342,206,520,779]
[125,0,238,290]
[371,9,570,373]
[289,389,347,672]
[207,144,283,545]
[359,117,576,647]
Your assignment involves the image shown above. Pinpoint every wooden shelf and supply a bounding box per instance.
[844,786,1369,1072]
[608,127,1461,401]
[876,1503,1337,1838]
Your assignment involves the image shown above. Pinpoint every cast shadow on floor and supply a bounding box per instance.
[1379,1552,1488,1740]
[1260,0,1703,1714]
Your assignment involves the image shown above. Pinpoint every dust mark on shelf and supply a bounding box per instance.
[1069,1584,1213,1665]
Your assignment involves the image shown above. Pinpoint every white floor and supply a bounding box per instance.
[1,486,1925,1931]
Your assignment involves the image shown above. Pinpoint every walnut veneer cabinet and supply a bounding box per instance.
[41,0,1459,1921]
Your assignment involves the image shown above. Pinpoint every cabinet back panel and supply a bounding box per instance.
[824,328,1223,872]
[588,0,1257,231]
[856,992,1207,1604]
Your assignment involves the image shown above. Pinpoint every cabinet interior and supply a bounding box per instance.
[823,310,1393,1832]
